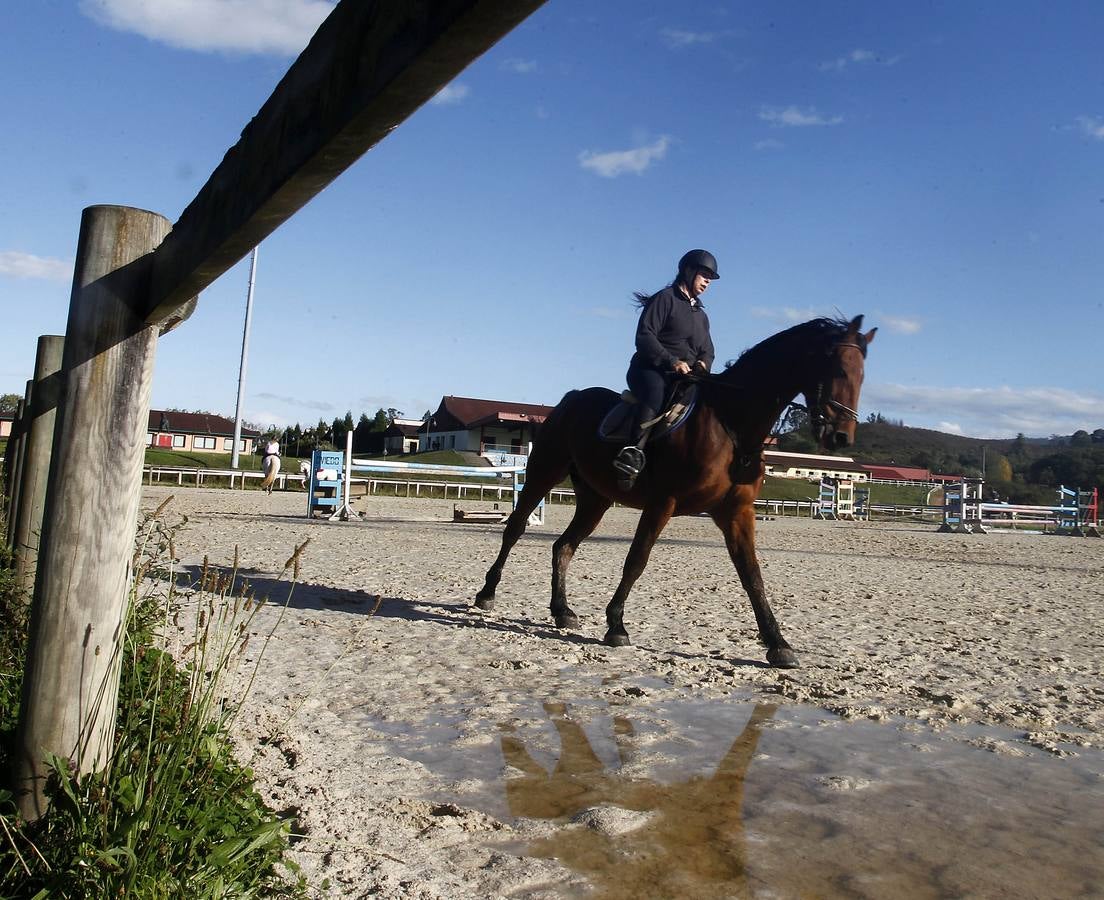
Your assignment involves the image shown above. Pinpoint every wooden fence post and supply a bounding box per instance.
[5,392,29,546]
[2,398,20,526]
[10,336,65,593]
[15,206,170,821]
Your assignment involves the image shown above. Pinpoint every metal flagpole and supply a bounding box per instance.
[231,246,259,469]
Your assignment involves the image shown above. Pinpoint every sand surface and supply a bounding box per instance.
[140,487,1104,899]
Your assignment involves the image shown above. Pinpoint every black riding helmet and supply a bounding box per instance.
[677,249,719,281]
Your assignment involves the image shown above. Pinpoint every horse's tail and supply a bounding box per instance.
[530,389,588,460]
[516,390,580,496]
[260,455,281,490]
[535,389,581,443]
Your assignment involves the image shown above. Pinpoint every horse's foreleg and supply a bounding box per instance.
[550,482,611,628]
[712,504,798,668]
[604,498,675,647]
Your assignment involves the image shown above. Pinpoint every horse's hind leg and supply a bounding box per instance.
[475,457,568,611]
[604,498,675,647]
[550,478,612,628]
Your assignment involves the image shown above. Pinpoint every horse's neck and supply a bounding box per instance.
[708,360,806,448]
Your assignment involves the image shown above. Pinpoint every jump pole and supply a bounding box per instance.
[330,430,361,521]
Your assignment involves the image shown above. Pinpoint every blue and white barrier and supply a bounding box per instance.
[307,432,542,524]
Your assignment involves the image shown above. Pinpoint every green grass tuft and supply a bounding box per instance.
[0,501,307,898]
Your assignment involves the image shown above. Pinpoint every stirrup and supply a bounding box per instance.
[612,446,645,478]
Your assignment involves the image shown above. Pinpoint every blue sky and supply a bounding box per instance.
[2,1,1102,439]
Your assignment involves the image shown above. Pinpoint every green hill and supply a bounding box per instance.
[779,421,1103,504]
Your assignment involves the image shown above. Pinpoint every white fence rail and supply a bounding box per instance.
[139,465,945,522]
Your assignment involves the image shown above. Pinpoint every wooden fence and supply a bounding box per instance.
[2,0,546,821]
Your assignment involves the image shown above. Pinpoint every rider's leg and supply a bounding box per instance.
[614,366,666,482]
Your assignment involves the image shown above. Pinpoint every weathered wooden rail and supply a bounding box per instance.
[5,0,546,821]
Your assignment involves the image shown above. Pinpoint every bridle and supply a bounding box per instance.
[785,340,865,438]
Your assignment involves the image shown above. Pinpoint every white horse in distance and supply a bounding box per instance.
[260,440,281,494]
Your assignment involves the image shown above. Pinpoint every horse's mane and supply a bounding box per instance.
[719,316,865,383]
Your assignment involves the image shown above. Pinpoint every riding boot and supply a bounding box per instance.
[612,405,655,489]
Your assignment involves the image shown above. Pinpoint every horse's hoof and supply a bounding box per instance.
[474,595,495,611]
[604,631,631,648]
[553,611,580,629]
[767,647,799,668]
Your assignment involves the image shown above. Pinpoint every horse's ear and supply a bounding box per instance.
[848,314,864,333]
[863,326,877,345]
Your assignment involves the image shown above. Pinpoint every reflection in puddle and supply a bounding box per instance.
[502,701,773,898]
[493,700,1104,899]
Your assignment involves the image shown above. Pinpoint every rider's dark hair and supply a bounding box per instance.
[632,269,688,308]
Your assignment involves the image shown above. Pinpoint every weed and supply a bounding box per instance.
[0,499,308,897]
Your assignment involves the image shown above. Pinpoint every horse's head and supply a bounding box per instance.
[804,315,876,451]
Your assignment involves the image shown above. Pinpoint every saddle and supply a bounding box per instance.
[598,380,699,445]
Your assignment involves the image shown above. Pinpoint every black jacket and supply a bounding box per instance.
[630,285,715,372]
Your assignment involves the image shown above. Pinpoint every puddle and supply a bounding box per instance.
[361,694,1104,898]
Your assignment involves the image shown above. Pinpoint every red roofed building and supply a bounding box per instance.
[424,396,554,457]
[862,464,963,483]
[147,410,258,455]
[861,463,932,482]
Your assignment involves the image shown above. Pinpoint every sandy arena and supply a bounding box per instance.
[140,486,1104,899]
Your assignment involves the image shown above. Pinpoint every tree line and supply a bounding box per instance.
[263,407,420,457]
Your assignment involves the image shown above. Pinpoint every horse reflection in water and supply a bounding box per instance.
[500,702,777,898]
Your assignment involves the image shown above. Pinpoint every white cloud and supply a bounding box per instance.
[0,250,72,282]
[760,105,843,127]
[578,136,671,178]
[661,28,718,48]
[246,409,297,429]
[863,383,1104,438]
[80,0,334,56]
[1076,115,1104,140]
[501,58,537,74]
[431,83,471,106]
[589,306,630,320]
[254,391,335,412]
[819,48,900,72]
[749,305,827,322]
[879,314,922,335]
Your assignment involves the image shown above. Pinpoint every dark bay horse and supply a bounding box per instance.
[475,315,876,668]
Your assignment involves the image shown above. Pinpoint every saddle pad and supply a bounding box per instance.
[597,382,699,444]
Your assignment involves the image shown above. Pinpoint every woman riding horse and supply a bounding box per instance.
[260,436,281,494]
[476,313,876,668]
[614,249,719,488]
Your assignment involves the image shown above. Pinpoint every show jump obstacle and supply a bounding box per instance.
[938,477,1100,535]
[307,433,543,525]
[812,477,868,521]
